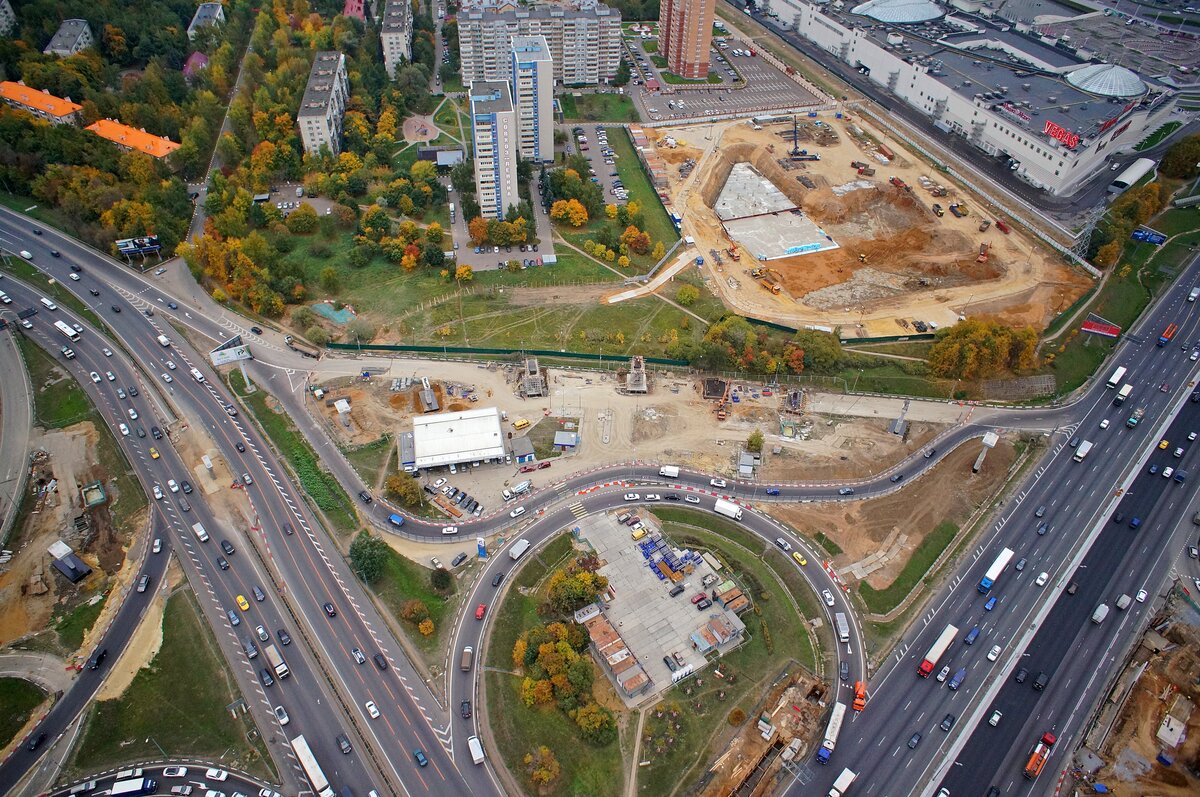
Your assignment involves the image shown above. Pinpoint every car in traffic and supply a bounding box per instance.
[623,493,640,501]
[273,706,289,725]
[684,495,701,504]
[987,644,1002,661]
[236,595,250,611]
[821,589,835,606]
[460,699,472,718]
[988,710,1002,726]
[907,732,922,749]
[710,478,726,488]
[413,749,428,767]
[475,603,487,620]
[792,552,807,566]
[323,602,337,617]
[365,700,380,719]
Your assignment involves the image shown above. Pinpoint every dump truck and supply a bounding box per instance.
[977,243,990,262]
[857,166,876,176]
[759,277,781,294]
[931,204,944,217]
[949,203,968,217]
[851,681,867,712]
[995,220,1011,233]
[889,176,906,189]
[1023,732,1057,779]
[1126,407,1145,428]
[726,247,740,261]
[284,335,319,359]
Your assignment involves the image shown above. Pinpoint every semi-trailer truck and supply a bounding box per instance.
[828,768,857,797]
[816,702,847,764]
[265,644,290,678]
[110,778,157,797]
[284,334,319,358]
[1023,732,1057,779]
[1158,323,1178,346]
[978,547,1016,593]
[659,465,680,478]
[918,624,959,677]
[714,498,743,520]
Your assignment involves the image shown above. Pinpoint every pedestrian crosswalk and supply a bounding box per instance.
[568,501,588,519]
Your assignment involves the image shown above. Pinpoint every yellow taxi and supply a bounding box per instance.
[792,552,808,567]
[236,594,250,611]
[1159,439,1170,450]
[149,447,160,459]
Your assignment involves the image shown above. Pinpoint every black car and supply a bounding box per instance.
[323,602,337,617]
[838,487,855,495]
[259,668,274,687]
[336,733,352,754]
[460,699,472,719]
[492,572,506,587]
[32,228,41,235]
[26,732,46,751]
[451,552,467,567]
[180,480,193,494]
[907,732,921,749]
[128,386,138,397]
[890,473,904,483]
[167,301,177,309]
[151,426,163,439]
[88,289,100,296]
[664,493,681,501]
[250,326,263,335]
[87,648,108,670]
[939,713,955,731]
[839,661,849,681]
[69,263,81,272]
[373,653,388,670]
[277,629,292,645]
[235,441,245,452]
[358,490,373,504]
[1014,557,1026,572]
[1112,511,1125,523]
[217,556,229,570]
[50,250,61,258]
[1014,667,1029,684]
[283,523,294,536]
[220,539,235,555]
[111,305,121,313]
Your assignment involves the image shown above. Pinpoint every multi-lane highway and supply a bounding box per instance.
[5,198,1200,797]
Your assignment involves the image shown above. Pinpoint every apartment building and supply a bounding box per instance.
[86,119,181,159]
[470,81,519,220]
[510,35,554,163]
[659,0,715,80]
[458,0,621,86]
[380,0,413,78]
[0,81,82,125]
[44,19,93,57]
[297,51,350,156]
[0,0,17,37]
[187,2,226,41]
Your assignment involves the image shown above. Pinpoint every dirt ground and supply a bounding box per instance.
[773,438,1017,586]
[650,114,1092,335]
[0,422,142,653]
[95,558,183,700]
[758,418,940,482]
[1089,620,1200,796]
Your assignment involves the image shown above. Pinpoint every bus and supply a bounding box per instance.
[53,320,80,342]
[978,547,1015,593]
[1105,366,1126,389]
[816,702,847,763]
[290,735,335,797]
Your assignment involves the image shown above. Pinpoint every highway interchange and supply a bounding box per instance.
[2,201,1200,797]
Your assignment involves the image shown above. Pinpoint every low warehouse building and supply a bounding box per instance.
[412,407,506,469]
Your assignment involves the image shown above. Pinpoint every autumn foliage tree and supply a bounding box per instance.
[927,319,1039,380]
[550,198,589,227]
[523,746,561,786]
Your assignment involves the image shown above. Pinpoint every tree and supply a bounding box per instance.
[1161,133,1200,179]
[418,619,435,636]
[348,531,388,583]
[400,599,430,623]
[468,216,489,245]
[431,567,452,591]
[523,746,561,786]
[574,703,617,744]
[425,222,444,243]
[677,284,699,306]
[455,264,474,282]
[927,319,1038,380]
[346,319,377,344]
[306,326,331,346]
[613,58,631,87]
[605,204,618,219]
[617,255,630,268]
[550,198,588,227]
[747,428,765,453]
[652,240,666,260]
[320,266,339,292]
[512,638,529,669]
[385,473,424,508]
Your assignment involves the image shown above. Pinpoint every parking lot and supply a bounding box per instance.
[445,176,556,272]
[563,124,629,207]
[623,34,820,123]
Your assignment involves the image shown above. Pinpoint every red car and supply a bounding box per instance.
[690,593,707,604]
[475,603,487,620]
[519,464,537,473]
[537,461,552,470]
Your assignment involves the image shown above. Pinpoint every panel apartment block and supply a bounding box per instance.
[470,81,519,219]
[381,0,413,78]
[298,51,350,155]
[659,0,715,80]
[511,35,554,163]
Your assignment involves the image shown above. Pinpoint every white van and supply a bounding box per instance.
[157,334,171,347]
[189,367,205,383]
[40,297,58,310]
[192,522,210,543]
[467,735,485,765]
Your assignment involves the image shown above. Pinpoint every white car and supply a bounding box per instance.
[166,360,177,370]
[433,478,446,488]
[153,485,164,500]
[163,767,188,778]
[119,423,130,436]
[644,493,660,501]
[987,644,1001,662]
[102,347,113,357]
[1135,589,1148,603]
[623,493,640,501]
[684,495,701,504]
[821,589,835,607]
[273,705,289,726]
[162,373,173,383]
[168,479,179,493]
[205,769,228,782]
[509,506,526,518]
[1099,419,1109,429]
[365,700,380,719]
[1035,572,1049,587]
[988,710,1002,726]
[69,273,80,281]
[128,408,138,420]
[105,371,116,381]
[152,538,162,554]
[936,665,950,682]
[710,478,727,488]
[89,371,101,383]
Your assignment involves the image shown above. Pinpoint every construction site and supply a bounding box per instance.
[1069,591,1200,797]
[645,111,1092,338]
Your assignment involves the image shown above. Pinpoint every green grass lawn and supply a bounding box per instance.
[485,534,622,796]
[343,435,394,485]
[18,336,91,428]
[814,531,843,557]
[1135,121,1182,151]
[69,589,275,780]
[370,541,458,656]
[0,678,47,748]
[54,595,107,653]
[835,362,954,399]
[642,40,658,53]
[858,520,959,615]
[228,370,359,537]
[609,126,679,248]
[559,93,638,123]
[524,417,569,460]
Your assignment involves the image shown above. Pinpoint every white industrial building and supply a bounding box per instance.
[766,0,1179,195]
[411,407,507,469]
